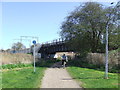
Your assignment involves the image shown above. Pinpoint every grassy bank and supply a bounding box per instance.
[67,66,119,88]
[2,67,45,88]
[2,59,58,88]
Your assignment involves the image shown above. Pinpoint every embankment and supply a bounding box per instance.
[1,53,34,65]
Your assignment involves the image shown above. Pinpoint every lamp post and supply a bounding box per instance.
[104,2,117,79]
[104,1,120,79]
[105,21,109,79]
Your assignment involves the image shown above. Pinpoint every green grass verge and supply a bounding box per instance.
[67,66,119,88]
[2,59,59,88]
[0,71,1,89]
[2,67,45,88]
[2,63,33,69]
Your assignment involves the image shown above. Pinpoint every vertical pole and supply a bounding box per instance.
[37,37,39,43]
[20,36,22,43]
[29,40,31,53]
[14,43,16,53]
[34,44,36,72]
[105,24,109,79]
[20,36,22,44]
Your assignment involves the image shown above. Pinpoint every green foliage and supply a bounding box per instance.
[109,48,119,54]
[2,59,59,70]
[35,59,60,67]
[56,59,61,62]
[60,2,118,54]
[67,59,119,73]
[11,42,26,51]
[109,27,120,50]
[2,63,33,69]
[117,48,120,52]
[67,67,118,88]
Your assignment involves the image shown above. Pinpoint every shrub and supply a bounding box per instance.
[2,63,33,69]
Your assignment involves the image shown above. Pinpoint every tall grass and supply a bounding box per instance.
[67,58,119,73]
[69,49,119,73]
[1,53,33,65]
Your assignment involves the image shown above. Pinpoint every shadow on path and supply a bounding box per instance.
[50,61,63,68]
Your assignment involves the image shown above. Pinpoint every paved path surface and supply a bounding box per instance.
[41,61,82,88]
